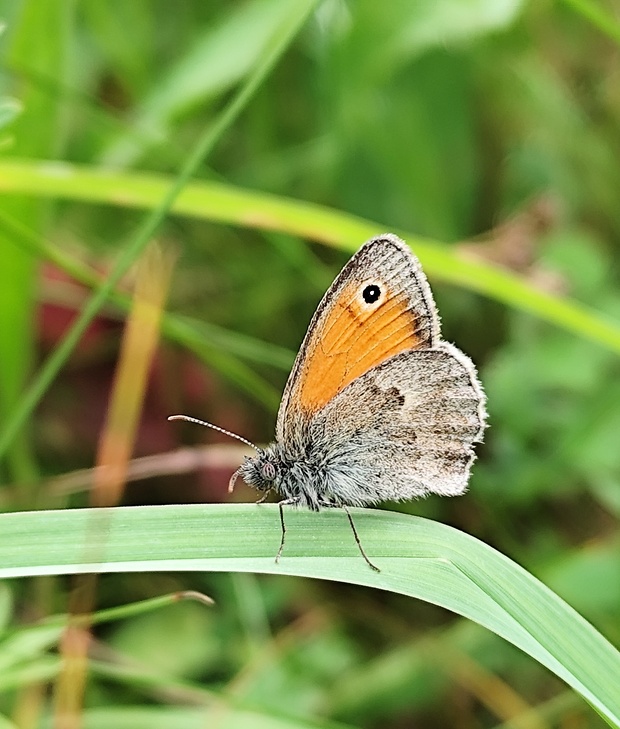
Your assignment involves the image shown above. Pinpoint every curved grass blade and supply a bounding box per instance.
[0,505,618,727]
[1,159,619,356]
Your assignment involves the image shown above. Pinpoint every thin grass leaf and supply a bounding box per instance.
[0,592,212,680]
[0,205,288,409]
[102,0,314,166]
[562,0,620,46]
[0,2,74,484]
[0,207,296,374]
[0,0,319,463]
[1,159,619,356]
[68,705,357,729]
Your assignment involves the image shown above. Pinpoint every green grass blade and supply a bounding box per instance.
[0,209,295,371]
[71,705,356,729]
[562,0,620,46]
[102,0,314,167]
[0,0,318,462]
[1,159,619,356]
[0,209,287,408]
[0,505,618,727]
[0,2,74,484]
[0,592,212,678]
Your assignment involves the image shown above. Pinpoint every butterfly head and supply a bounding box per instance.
[229,446,281,495]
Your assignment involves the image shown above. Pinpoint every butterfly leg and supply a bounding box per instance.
[275,498,297,564]
[320,502,380,572]
[255,489,271,504]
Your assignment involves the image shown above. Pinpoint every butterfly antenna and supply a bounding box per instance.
[167,415,259,452]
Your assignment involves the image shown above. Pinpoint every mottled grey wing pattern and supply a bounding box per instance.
[307,344,487,505]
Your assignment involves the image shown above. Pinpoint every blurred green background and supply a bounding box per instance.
[1,1,619,727]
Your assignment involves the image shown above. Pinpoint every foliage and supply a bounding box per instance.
[0,1,619,727]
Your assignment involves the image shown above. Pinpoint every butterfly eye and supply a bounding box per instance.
[362,284,381,304]
[261,462,276,481]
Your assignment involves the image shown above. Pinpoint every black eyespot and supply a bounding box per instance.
[362,284,381,304]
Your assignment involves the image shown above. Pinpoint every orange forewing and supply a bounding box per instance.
[296,282,425,413]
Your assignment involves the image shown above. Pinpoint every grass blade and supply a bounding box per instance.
[1,159,619,358]
[0,0,319,462]
[562,0,620,46]
[0,505,618,727]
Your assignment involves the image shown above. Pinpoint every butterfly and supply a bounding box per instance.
[170,234,487,571]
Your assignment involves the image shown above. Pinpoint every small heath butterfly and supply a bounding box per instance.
[170,234,487,570]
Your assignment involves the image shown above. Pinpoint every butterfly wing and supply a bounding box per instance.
[276,234,440,441]
[310,344,487,504]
